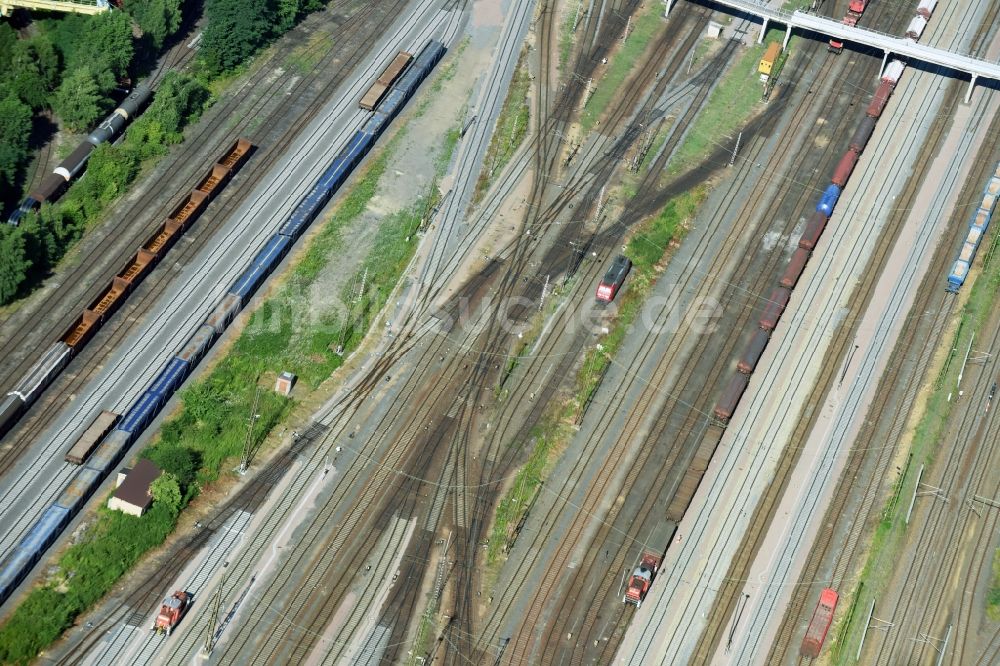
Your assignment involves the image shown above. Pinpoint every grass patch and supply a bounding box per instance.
[474,49,531,203]
[988,549,1000,621]
[0,114,465,664]
[832,232,1000,664]
[579,6,665,134]
[665,39,769,177]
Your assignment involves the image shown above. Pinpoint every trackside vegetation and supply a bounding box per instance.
[832,233,1000,664]
[0,72,211,305]
[0,109,464,663]
[474,49,531,203]
[486,188,704,564]
[487,23,770,568]
[1,0,330,306]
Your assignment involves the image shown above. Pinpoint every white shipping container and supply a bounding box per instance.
[882,59,906,83]
[916,0,938,18]
[905,16,928,40]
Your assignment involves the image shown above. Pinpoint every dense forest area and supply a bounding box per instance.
[0,0,326,305]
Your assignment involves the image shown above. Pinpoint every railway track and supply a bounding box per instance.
[478,0,941,660]
[0,0,426,566]
[0,0,403,477]
[748,0,1000,661]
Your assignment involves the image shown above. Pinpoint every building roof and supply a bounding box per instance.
[112,458,161,510]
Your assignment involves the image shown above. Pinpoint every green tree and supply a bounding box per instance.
[125,0,183,50]
[52,68,103,132]
[68,11,134,85]
[201,0,273,74]
[143,444,199,490]
[2,38,60,109]
[150,472,182,515]
[0,225,28,304]
[82,143,141,204]
[0,93,31,189]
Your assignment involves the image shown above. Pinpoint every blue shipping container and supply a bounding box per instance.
[318,159,351,193]
[55,466,103,513]
[148,357,190,400]
[816,184,842,216]
[19,505,70,556]
[118,390,161,433]
[251,235,292,275]
[0,548,36,600]
[85,429,131,474]
[229,263,268,301]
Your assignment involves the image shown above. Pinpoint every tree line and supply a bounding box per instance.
[0,0,329,305]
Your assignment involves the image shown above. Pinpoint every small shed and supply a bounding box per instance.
[275,371,296,396]
[705,21,724,39]
[108,458,161,517]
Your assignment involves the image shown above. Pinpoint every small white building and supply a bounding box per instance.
[275,371,296,396]
[108,458,161,517]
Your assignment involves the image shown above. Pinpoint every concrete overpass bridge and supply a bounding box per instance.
[0,0,109,16]
[666,0,1000,102]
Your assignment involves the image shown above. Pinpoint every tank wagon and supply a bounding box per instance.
[0,40,446,608]
[0,139,252,440]
[7,83,153,226]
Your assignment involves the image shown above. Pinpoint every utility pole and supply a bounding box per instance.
[239,387,262,474]
[729,131,742,167]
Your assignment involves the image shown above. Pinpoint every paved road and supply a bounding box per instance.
[615,0,997,662]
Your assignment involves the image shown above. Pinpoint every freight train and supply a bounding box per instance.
[0,39,446,607]
[0,138,253,441]
[713,59,906,423]
[946,162,999,292]
[6,83,153,226]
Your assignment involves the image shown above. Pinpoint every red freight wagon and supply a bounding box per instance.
[780,248,812,289]
[866,80,894,118]
[760,287,792,331]
[714,372,750,422]
[799,212,828,250]
[801,588,839,658]
[832,149,859,187]
[849,116,876,153]
[737,329,770,375]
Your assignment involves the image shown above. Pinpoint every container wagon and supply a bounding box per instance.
[758,42,782,79]
[65,410,120,464]
[800,588,838,657]
[714,372,750,423]
[831,149,859,187]
[759,287,791,332]
[799,212,828,250]
[737,329,770,374]
[780,248,811,289]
